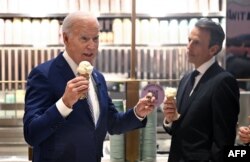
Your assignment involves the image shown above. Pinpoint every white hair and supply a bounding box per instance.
[62,11,100,34]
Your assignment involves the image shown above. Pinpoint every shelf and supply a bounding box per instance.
[0,43,187,48]
[0,44,33,47]
[136,12,225,19]
[0,103,24,110]
[0,119,23,127]
[0,13,133,19]
[0,12,225,19]
[0,13,67,19]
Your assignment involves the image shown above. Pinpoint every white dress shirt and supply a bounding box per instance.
[57,51,143,122]
[164,56,216,126]
[56,51,100,125]
[190,56,216,95]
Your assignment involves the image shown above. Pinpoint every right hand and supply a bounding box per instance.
[238,116,250,144]
[134,92,156,118]
[238,126,250,144]
[163,97,180,123]
[62,76,89,108]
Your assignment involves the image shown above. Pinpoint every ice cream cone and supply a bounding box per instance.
[82,73,90,80]
[78,73,91,99]
[166,96,175,101]
[77,61,93,100]
[165,87,177,101]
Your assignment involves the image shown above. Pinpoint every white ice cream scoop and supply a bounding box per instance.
[77,61,93,99]
[77,61,93,75]
[165,87,177,99]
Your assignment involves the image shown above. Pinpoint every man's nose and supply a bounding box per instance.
[87,39,96,49]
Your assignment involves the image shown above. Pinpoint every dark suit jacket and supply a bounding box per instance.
[23,52,146,162]
[164,62,240,162]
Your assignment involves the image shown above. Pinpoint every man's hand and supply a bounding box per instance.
[134,92,156,118]
[163,97,180,123]
[62,76,89,108]
[238,126,250,144]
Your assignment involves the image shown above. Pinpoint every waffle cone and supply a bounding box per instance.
[78,73,90,100]
[82,74,90,80]
[78,73,90,80]
[166,96,175,101]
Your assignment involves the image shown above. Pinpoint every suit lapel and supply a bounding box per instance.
[55,53,96,127]
[179,62,222,117]
[55,52,75,82]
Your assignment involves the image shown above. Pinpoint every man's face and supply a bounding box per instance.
[63,19,99,65]
[186,27,214,68]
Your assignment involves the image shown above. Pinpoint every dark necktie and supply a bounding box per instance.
[180,70,200,112]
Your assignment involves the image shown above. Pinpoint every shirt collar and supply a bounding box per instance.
[196,57,215,75]
[62,51,78,76]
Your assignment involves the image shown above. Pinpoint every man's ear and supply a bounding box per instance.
[62,32,68,45]
[209,44,220,56]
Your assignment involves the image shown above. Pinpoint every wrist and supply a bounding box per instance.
[164,118,170,124]
[62,97,72,109]
[133,107,145,120]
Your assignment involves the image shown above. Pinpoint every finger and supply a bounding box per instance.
[239,127,250,133]
[239,132,249,138]
[164,106,175,111]
[165,99,174,104]
[70,76,86,83]
[165,113,175,119]
[147,100,156,106]
[165,110,175,114]
[72,85,89,93]
[147,105,154,109]
[240,137,250,143]
[164,108,175,113]
[147,105,155,110]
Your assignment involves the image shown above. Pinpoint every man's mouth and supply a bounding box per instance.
[83,53,93,57]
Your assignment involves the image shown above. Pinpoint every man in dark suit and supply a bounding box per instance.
[163,18,240,162]
[23,11,156,162]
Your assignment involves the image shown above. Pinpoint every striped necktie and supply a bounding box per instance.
[87,94,95,125]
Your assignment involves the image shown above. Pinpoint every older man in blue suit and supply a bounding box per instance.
[23,11,156,162]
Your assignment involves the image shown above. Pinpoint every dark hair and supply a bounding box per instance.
[195,18,225,55]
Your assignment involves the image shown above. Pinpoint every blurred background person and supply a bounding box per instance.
[226,34,250,91]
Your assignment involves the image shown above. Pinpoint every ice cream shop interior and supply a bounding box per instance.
[0,0,250,161]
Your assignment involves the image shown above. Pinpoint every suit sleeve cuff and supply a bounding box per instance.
[133,107,145,121]
[56,98,73,118]
[163,118,172,127]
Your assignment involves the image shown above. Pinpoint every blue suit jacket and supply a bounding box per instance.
[23,53,146,162]
[164,62,240,162]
